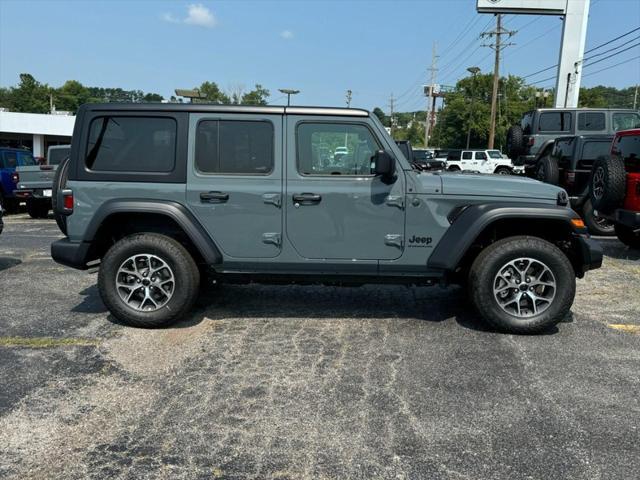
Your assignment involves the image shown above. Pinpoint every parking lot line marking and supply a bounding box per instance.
[0,337,99,348]
[608,324,640,334]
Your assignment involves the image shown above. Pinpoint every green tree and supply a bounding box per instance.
[372,107,389,127]
[196,81,230,104]
[240,84,270,105]
[55,80,91,112]
[6,73,51,113]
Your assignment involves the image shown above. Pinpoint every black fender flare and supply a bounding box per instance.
[84,199,222,264]
[427,203,585,272]
[534,140,556,162]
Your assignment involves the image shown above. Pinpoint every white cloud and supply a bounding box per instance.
[280,30,294,40]
[162,4,216,28]
[184,4,216,28]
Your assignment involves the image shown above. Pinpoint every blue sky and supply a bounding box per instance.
[1,0,639,111]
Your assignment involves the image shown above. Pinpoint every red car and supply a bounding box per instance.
[590,128,640,248]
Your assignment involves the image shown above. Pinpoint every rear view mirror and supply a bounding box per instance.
[373,150,395,179]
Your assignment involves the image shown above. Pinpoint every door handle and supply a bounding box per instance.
[292,193,322,205]
[200,191,229,203]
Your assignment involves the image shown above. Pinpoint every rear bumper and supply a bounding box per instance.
[615,209,640,229]
[51,238,92,270]
[14,188,53,201]
[574,234,603,275]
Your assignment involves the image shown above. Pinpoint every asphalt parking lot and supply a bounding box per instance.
[0,214,639,479]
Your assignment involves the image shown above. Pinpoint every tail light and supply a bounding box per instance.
[61,189,74,213]
[565,171,575,185]
[11,172,19,184]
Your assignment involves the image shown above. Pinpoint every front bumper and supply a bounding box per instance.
[51,238,92,270]
[574,234,603,276]
[615,209,640,229]
[515,155,535,167]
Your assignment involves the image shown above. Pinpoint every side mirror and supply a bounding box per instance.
[373,150,395,179]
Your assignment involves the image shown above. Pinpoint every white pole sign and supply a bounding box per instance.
[476,0,591,108]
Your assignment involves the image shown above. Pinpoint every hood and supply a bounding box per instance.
[435,173,563,200]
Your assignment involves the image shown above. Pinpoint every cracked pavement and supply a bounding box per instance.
[1,215,639,479]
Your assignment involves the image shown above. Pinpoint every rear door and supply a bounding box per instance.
[285,116,406,260]
[186,113,283,259]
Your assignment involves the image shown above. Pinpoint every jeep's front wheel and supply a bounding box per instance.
[98,233,200,328]
[469,236,575,334]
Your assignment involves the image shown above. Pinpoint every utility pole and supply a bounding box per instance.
[389,93,395,136]
[634,84,638,110]
[481,14,515,149]
[346,89,352,108]
[425,42,438,148]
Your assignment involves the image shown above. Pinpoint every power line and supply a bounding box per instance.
[582,54,640,78]
[583,41,640,68]
[521,25,640,79]
[584,26,640,54]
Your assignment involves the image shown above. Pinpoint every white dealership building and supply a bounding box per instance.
[0,110,75,158]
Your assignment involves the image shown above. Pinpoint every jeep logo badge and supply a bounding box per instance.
[408,235,433,247]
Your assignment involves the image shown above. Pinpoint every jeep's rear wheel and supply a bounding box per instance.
[582,199,614,236]
[506,125,524,160]
[26,199,50,219]
[535,155,559,185]
[98,233,200,328]
[52,157,71,234]
[469,236,575,334]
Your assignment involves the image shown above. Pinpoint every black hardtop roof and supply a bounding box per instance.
[78,103,370,117]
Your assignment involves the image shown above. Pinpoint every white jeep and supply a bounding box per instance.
[446,149,523,175]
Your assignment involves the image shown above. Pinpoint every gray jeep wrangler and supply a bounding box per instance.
[507,108,640,170]
[51,103,602,334]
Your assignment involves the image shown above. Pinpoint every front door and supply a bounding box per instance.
[285,117,406,260]
[186,113,283,259]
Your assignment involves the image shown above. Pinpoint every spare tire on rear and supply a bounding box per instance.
[52,156,71,235]
[590,155,626,214]
[506,125,524,160]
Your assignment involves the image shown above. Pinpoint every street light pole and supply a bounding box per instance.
[466,67,480,150]
[279,88,300,106]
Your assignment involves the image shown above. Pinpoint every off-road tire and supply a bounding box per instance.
[582,199,614,236]
[590,155,626,214]
[469,236,576,334]
[52,156,71,234]
[98,233,200,328]
[26,199,49,219]
[615,224,640,249]
[447,165,461,172]
[506,125,524,160]
[494,167,512,175]
[535,155,559,185]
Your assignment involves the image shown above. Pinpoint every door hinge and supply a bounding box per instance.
[262,232,281,247]
[385,195,405,210]
[384,234,404,249]
[262,193,281,208]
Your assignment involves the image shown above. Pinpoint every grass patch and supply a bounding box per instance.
[0,336,99,348]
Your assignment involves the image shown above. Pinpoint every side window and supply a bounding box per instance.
[195,120,274,175]
[475,151,487,160]
[86,116,176,172]
[296,123,379,176]
[538,112,571,132]
[578,112,605,131]
[613,113,640,131]
[447,150,461,160]
[3,151,17,169]
[462,151,473,160]
[618,135,640,163]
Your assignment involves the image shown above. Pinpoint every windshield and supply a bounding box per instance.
[413,150,428,161]
[488,150,503,159]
